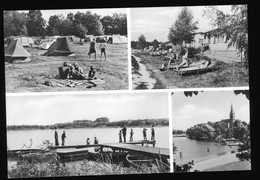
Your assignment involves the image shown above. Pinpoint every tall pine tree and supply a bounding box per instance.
[168,7,198,45]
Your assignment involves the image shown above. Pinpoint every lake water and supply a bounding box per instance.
[173,136,239,164]
[7,127,169,150]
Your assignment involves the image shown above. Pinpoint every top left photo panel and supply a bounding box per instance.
[4,8,128,93]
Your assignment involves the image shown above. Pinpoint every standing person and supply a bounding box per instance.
[86,138,90,145]
[94,136,99,152]
[54,128,59,146]
[88,38,96,60]
[130,129,134,142]
[61,131,66,146]
[151,125,155,141]
[119,130,122,143]
[143,128,147,141]
[99,42,107,61]
[94,136,99,144]
[122,125,127,143]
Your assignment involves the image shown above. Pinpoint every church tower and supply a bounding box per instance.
[229,104,235,129]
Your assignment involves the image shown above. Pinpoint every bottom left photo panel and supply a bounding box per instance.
[6,92,171,178]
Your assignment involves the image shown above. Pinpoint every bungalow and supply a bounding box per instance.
[191,29,244,61]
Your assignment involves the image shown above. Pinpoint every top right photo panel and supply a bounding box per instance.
[130,5,248,90]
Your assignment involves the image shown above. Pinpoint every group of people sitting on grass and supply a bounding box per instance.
[160,44,210,71]
[62,61,97,80]
[160,47,190,71]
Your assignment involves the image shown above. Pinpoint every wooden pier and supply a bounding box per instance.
[53,140,169,163]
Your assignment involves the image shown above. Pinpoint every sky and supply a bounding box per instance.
[131,5,233,42]
[6,92,168,126]
[172,90,250,131]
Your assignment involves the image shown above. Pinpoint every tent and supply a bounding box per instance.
[119,35,128,43]
[46,37,75,56]
[15,36,34,46]
[107,35,123,44]
[39,41,53,50]
[5,39,31,63]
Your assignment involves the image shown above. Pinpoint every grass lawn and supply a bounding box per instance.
[5,42,128,93]
[132,52,249,89]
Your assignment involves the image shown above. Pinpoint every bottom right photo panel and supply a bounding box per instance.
[171,89,251,172]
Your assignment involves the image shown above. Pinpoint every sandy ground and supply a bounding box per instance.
[132,55,156,89]
[192,152,251,172]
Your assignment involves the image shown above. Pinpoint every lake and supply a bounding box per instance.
[7,126,169,150]
[173,136,239,164]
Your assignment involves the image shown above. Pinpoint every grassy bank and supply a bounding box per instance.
[5,43,128,93]
[8,157,169,178]
[132,52,249,89]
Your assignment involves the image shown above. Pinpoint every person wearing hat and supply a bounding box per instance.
[88,66,97,80]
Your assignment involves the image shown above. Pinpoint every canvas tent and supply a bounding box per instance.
[119,35,128,43]
[39,41,53,50]
[5,39,31,63]
[46,37,75,56]
[15,36,34,47]
[107,35,123,44]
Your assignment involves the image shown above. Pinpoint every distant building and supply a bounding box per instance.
[221,104,236,129]
[190,29,245,61]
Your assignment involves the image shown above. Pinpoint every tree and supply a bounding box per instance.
[168,7,198,45]
[26,10,46,36]
[46,15,63,36]
[4,11,28,37]
[74,11,103,36]
[138,34,146,49]
[152,39,159,49]
[100,13,127,35]
[202,5,248,61]
[186,123,215,141]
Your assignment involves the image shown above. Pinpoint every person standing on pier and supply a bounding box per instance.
[122,125,127,143]
[54,127,59,146]
[86,138,90,145]
[151,125,155,141]
[130,129,134,142]
[61,131,66,146]
[143,128,147,141]
[119,130,122,143]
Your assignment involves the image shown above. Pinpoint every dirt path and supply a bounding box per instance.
[132,55,156,89]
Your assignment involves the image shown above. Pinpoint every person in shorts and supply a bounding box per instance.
[99,42,107,61]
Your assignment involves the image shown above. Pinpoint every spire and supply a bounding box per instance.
[230,103,235,120]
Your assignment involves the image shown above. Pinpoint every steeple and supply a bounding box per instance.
[229,103,235,129]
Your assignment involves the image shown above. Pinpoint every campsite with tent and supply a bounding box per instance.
[4,9,128,92]
[131,5,248,89]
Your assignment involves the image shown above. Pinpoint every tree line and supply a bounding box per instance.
[4,10,127,39]
[7,118,169,130]
[186,119,250,142]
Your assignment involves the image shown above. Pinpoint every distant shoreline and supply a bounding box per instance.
[6,125,169,131]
